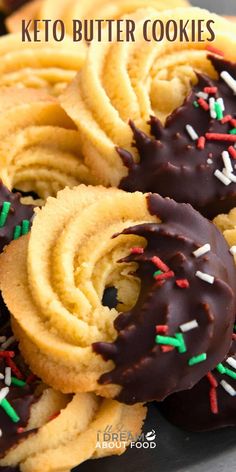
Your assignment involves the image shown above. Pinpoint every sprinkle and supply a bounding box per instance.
[222,150,233,173]
[175,333,187,353]
[193,101,199,108]
[6,358,23,380]
[196,271,214,284]
[229,128,236,135]
[0,202,11,228]
[221,115,232,124]
[209,97,216,119]
[131,247,144,255]
[216,363,226,374]
[220,380,236,396]
[161,345,175,353]
[230,119,236,128]
[207,372,218,388]
[0,374,4,380]
[196,91,209,100]
[0,387,9,402]
[226,357,236,370]
[11,377,26,387]
[230,246,236,255]
[207,158,213,165]
[155,325,168,334]
[4,367,11,386]
[214,169,231,186]
[214,102,223,120]
[180,320,198,333]
[206,45,224,56]
[175,279,189,289]
[0,351,15,358]
[21,220,30,236]
[224,367,236,380]
[198,98,209,111]
[204,86,217,94]
[228,145,236,159]
[193,243,211,258]
[197,136,206,150]
[0,398,20,422]
[151,256,169,273]
[206,133,236,142]
[13,225,21,240]
[186,124,199,141]
[232,333,236,341]
[222,169,236,183]
[153,270,163,277]
[17,427,24,434]
[1,336,15,350]
[154,271,175,281]
[209,387,218,414]
[155,333,186,353]
[0,429,2,437]
[188,353,207,366]
[221,70,236,94]
[217,97,225,111]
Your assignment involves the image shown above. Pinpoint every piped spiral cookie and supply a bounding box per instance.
[0,87,96,201]
[0,185,235,403]
[61,7,236,217]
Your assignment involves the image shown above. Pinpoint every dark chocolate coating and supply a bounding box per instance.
[93,194,236,404]
[0,182,34,252]
[118,56,236,218]
[159,337,236,432]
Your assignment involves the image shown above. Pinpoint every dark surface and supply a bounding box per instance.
[75,2,236,472]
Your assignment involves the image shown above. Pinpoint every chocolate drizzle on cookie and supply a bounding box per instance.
[118,56,236,218]
[93,194,236,404]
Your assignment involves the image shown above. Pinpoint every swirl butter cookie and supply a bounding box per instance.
[61,8,236,217]
[0,325,146,472]
[0,87,96,201]
[0,33,84,96]
[0,185,235,403]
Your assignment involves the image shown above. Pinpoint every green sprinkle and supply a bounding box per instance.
[153,270,163,277]
[0,398,20,423]
[175,333,187,353]
[214,102,223,120]
[155,335,180,348]
[13,225,21,240]
[193,101,199,108]
[188,353,207,366]
[234,324,236,331]
[224,367,236,380]
[216,363,226,374]
[229,128,236,135]
[11,377,26,387]
[0,202,11,228]
[21,220,30,236]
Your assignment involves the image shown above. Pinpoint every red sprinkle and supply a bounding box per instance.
[197,136,206,150]
[151,256,169,273]
[221,115,232,124]
[198,98,209,111]
[206,133,236,142]
[161,345,175,353]
[6,358,23,380]
[0,351,15,358]
[47,411,60,422]
[228,146,236,160]
[204,86,218,94]
[131,247,144,254]
[155,325,168,334]
[206,45,224,57]
[207,372,218,388]
[230,119,236,128]
[232,333,236,341]
[154,270,175,281]
[17,427,24,434]
[209,387,219,415]
[175,279,190,289]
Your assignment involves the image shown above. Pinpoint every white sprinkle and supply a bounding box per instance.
[221,71,236,94]
[209,97,217,119]
[193,243,211,258]
[196,271,214,284]
[217,97,225,111]
[223,169,236,183]
[0,387,9,403]
[220,380,236,396]
[222,151,233,173]
[186,124,199,141]
[226,357,236,370]
[230,246,236,255]
[180,320,199,333]
[214,169,231,186]
[0,374,4,380]
[1,336,15,351]
[4,367,11,387]
[0,337,6,344]
[0,429,2,438]
[196,91,209,100]
[207,158,213,164]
